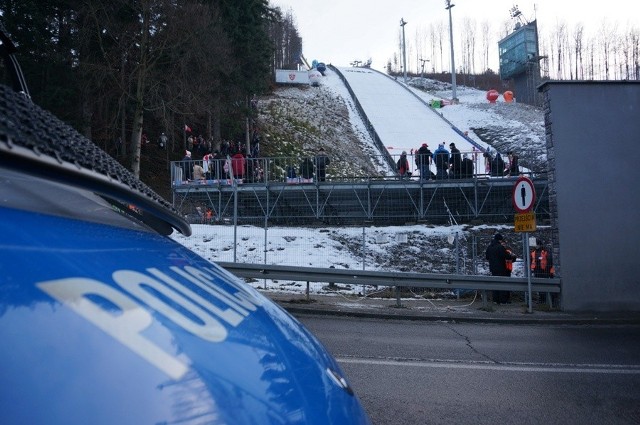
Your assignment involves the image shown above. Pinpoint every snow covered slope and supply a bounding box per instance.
[326,66,546,173]
[336,67,476,154]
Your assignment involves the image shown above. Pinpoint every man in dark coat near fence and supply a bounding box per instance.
[486,233,517,304]
[448,142,462,179]
[415,143,432,180]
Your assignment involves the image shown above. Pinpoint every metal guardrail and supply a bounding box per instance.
[217,262,561,307]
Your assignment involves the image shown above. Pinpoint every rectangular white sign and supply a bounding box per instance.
[275,69,309,85]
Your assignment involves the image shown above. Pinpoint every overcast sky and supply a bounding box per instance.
[271,0,638,73]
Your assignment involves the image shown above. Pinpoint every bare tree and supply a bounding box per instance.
[551,21,568,79]
[428,23,438,72]
[480,20,491,72]
[462,17,477,74]
[597,19,616,79]
[587,35,596,79]
[572,23,585,79]
[436,22,445,73]
[629,26,640,80]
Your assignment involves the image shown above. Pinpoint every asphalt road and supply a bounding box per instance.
[296,314,640,425]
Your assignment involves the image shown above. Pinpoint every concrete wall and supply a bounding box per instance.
[540,81,640,312]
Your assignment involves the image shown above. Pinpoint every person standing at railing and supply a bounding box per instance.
[397,151,410,180]
[506,151,520,177]
[220,140,231,157]
[490,152,506,177]
[286,165,298,182]
[433,143,450,180]
[461,154,474,179]
[483,150,492,175]
[210,150,223,180]
[231,150,246,180]
[315,147,330,182]
[300,157,315,182]
[202,152,212,179]
[181,150,193,181]
[192,161,206,182]
[449,142,462,179]
[415,143,432,181]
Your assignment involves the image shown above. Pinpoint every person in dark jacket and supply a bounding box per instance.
[506,151,520,177]
[299,157,315,180]
[461,154,474,179]
[415,143,432,181]
[210,150,223,180]
[448,142,462,179]
[314,147,330,182]
[486,233,517,304]
[181,150,193,181]
[490,153,505,177]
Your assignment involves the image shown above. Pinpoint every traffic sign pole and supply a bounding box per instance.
[512,176,536,313]
[525,233,532,313]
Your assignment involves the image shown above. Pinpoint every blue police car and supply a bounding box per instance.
[0,22,370,425]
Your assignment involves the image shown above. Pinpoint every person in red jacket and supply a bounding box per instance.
[230,150,246,180]
[397,151,410,180]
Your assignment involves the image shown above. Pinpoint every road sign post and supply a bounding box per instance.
[512,176,536,313]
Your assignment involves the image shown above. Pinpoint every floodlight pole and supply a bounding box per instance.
[445,0,458,103]
[400,18,408,83]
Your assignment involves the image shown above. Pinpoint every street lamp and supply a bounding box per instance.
[445,0,458,102]
[400,18,408,83]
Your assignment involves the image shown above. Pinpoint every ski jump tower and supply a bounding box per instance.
[498,7,545,106]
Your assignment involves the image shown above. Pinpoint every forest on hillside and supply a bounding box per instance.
[0,0,303,177]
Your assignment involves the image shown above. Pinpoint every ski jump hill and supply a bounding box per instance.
[331,65,484,168]
[172,66,550,225]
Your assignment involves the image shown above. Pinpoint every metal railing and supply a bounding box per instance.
[217,262,561,309]
[169,153,548,226]
[170,151,529,185]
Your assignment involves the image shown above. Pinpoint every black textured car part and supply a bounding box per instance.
[0,83,191,236]
[0,19,190,236]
